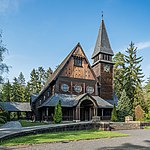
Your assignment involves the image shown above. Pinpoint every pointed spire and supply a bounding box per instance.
[92,18,114,59]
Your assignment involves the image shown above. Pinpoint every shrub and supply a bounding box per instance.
[0,117,5,124]
[0,116,7,122]
[53,100,62,124]
[135,105,145,121]
[0,111,10,121]
[111,104,118,122]
[145,111,150,121]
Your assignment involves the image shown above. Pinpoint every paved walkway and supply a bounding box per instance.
[1,121,22,129]
[2,129,150,150]
[1,122,150,150]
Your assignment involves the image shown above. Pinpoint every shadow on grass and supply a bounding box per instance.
[97,140,150,150]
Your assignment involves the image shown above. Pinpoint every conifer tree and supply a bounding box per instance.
[111,104,118,122]
[1,80,12,101]
[11,77,21,102]
[113,52,125,99]
[117,90,132,121]
[24,82,31,102]
[53,100,62,123]
[30,69,40,93]
[124,42,144,110]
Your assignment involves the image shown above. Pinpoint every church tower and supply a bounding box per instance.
[92,17,114,100]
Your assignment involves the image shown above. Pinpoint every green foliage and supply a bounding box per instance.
[114,42,145,118]
[113,52,125,99]
[135,105,145,121]
[0,117,5,123]
[1,80,12,101]
[0,111,10,121]
[0,115,7,122]
[117,90,132,121]
[1,66,53,103]
[53,100,62,124]
[145,111,150,121]
[19,120,49,127]
[0,31,9,84]
[111,104,118,122]
[29,67,53,94]
[144,76,150,112]
[124,42,144,110]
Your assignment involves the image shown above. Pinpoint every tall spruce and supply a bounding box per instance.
[0,32,9,83]
[115,42,144,118]
[124,42,144,111]
[113,52,125,99]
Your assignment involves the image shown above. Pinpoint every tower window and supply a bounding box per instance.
[74,56,82,67]
[94,55,99,63]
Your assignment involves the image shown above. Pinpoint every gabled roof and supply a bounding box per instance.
[92,19,114,58]
[0,102,31,112]
[35,43,99,101]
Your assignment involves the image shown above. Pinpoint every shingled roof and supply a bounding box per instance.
[0,102,31,112]
[92,19,114,58]
[39,93,113,108]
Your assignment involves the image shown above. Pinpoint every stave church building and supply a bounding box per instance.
[31,17,114,121]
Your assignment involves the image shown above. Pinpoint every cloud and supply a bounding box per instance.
[0,0,23,14]
[135,41,150,50]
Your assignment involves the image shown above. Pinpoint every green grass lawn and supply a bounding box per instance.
[1,129,128,146]
[144,126,150,129]
[19,120,49,127]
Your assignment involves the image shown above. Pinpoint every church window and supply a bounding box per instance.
[86,86,94,94]
[74,85,82,93]
[61,84,69,92]
[74,56,82,67]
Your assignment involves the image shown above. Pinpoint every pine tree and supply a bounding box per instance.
[30,69,40,93]
[53,100,62,123]
[11,77,21,102]
[0,32,9,83]
[18,72,25,86]
[117,90,132,121]
[1,80,12,101]
[111,104,118,122]
[18,72,26,102]
[45,67,53,81]
[24,82,31,102]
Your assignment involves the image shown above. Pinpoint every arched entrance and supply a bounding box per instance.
[80,100,95,121]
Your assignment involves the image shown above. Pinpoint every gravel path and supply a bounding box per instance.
[1,129,150,150]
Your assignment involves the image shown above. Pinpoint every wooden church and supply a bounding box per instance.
[31,18,114,121]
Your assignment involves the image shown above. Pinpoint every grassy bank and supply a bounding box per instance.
[19,120,49,127]
[1,129,128,146]
[144,126,150,129]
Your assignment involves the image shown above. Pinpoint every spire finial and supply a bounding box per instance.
[101,11,104,20]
